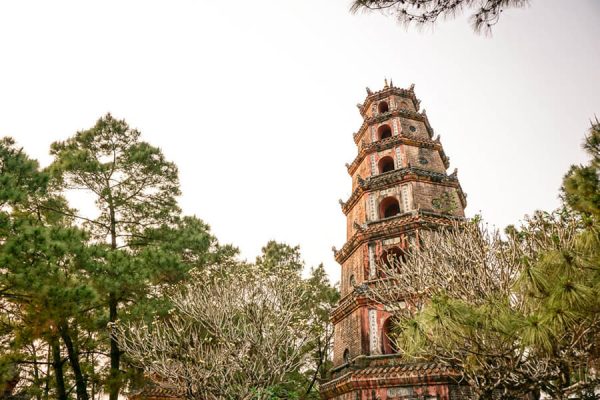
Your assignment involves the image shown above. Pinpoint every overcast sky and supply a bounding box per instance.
[1,0,599,282]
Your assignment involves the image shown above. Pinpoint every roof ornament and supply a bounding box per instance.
[339,199,345,207]
[389,78,394,88]
[356,103,363,110]
[384,78,389,88]
[450,168,458,178]
[331,246,337,253]
[409,83,415,91]
[353,221,365,232]
[366,87,372,95]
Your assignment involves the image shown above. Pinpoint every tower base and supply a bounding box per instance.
[320,355,471,400]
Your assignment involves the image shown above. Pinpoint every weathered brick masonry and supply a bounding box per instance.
[321,81,469,400]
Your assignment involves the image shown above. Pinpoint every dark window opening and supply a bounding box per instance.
[343,349,350,364]
[379,197,400,219]
[378,101,389,114]
[381,317,398,355]
[378,156,395,174]
[377,124,392,140]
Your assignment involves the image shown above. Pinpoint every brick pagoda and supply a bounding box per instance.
[320,81,469,400]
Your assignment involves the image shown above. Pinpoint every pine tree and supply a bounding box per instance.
[50,114,182,400]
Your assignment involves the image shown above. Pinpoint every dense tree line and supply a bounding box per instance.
[0,114,338,400]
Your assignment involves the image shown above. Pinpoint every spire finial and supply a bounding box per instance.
[384,78,389,88]
[389,78,393,87]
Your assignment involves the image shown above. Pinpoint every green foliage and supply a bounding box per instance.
[563,119,600,222]
[0,116,236,400]
[50,113,181,245]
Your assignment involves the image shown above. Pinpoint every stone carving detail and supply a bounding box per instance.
[368,243,376,279]
[401,184,412,212]
[370,154,377,175]
[432,191,458,214]
[387,387,414,398]
[395,147,403,168]
[369,309,380,355]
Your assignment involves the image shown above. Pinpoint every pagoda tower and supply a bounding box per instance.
[321,81,468,400]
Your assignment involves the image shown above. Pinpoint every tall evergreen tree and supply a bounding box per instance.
[50,114,182,400]
[0,137,97,400]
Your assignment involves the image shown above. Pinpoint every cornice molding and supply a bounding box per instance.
[320,358,461,398]
[341,167,464,215]
[346,134,450,176]
[334,211,464,264]
[353,108,435,145]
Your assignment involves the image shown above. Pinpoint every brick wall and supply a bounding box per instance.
[412,182,464,217]
[333,307,366,365]
[404,145,446,173]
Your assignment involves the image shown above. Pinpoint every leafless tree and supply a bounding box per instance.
[115,263,316,400]
[368,212,600,399]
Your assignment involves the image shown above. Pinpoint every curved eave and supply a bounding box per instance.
[341,167,464,215]
[346,134,449,176]
[353,109,434,145]
[334,211,464,265]
[320,358,460,398]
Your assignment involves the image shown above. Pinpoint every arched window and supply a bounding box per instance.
[378,156,395,174]
[343,349,350,364]
[378,101,389,114]
[376,124,392,141]
[381,317,398,355]
[349,274,356,287]
[379,197,400,219]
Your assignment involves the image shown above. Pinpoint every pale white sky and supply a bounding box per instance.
[1,0,599,282]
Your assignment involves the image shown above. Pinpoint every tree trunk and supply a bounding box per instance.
[109,293,120,400]
[304,337,323,399]
[108,199,121,400]
[43,343,51,400]
[50,337,67,400]
[59,322,89,400]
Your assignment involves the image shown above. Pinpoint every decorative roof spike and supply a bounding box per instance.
[434,135,441,142]
[345,163,350,169]
[356,103,363,110]
[422,108,427,116]
[338,199,345,206]
[384,78,389,88]
[366,87,372,95]
[331,246,337,253]
[389,78,394,87]
[409,83,415,91]
[450,168,458,178]
[357,175,366,188]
